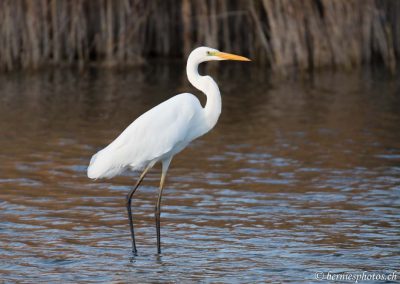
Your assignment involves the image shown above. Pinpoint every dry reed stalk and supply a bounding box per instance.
[0,0,398,72]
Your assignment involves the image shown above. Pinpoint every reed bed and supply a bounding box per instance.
[0,0,398,72]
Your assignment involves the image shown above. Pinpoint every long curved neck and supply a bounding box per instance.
[186,56,221,130]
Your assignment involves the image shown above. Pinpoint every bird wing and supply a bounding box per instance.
[88,93,203,178]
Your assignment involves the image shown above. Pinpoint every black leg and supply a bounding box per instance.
[155,172,167,254]
[126,166,151,254]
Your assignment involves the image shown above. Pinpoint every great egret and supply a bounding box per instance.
[87,46,250,254]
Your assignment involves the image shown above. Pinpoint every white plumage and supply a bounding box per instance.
[87,93,204,179]
[86,46,250,254]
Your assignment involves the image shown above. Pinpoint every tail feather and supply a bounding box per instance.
[87,149,123,179]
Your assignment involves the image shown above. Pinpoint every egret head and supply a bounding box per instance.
[190,46,251,63]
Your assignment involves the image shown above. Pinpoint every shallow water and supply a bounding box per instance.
[0,64,399,283]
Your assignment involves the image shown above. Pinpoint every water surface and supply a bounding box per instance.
[0,65,399,282]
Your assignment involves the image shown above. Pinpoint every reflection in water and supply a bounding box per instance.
[0,65,399,282]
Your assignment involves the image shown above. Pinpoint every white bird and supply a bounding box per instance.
[87,46,250,254]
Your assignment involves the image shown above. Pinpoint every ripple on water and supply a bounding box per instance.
[0,69,400,282]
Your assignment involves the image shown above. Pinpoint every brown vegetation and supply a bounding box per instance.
[0,0,398,72]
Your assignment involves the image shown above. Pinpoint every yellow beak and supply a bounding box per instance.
[215,52,251,61]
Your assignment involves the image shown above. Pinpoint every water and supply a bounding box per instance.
[0,64,399,283]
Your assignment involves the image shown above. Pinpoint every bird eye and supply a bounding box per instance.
[207,51,211,56]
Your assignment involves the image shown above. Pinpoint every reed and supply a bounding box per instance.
[0,0,398,72]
